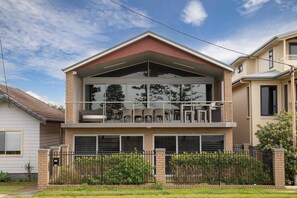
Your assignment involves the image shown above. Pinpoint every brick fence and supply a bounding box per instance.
[38,145,286,190]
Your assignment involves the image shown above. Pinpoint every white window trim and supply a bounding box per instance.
[152,134,225,153]
[0,129,23,157]
[73,134,145,152]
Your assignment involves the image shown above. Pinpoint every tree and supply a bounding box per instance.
[105,85,125,116]
[256,111,297,185]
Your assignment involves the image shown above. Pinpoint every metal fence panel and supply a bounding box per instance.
[49,151,155,185]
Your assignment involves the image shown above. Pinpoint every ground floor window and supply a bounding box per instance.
[74,135,143,153]
[0,131,21,155]
[154,135,224,153]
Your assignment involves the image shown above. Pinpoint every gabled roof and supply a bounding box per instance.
[0,85,64,123]
[232,67,297,85]
[231,29,297,66]
[63,31,233,72]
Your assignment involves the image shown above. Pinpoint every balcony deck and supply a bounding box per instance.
[64,100,236,128]
[61,121,236,128]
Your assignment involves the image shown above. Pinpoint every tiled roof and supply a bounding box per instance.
[0,84,64,123]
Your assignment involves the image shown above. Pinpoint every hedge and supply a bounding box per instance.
[169,152,272,185]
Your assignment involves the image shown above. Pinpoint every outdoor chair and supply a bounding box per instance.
[154,108,170,122]
[133,109,143,122]
[122,108,133,122]
[143,108,154,122]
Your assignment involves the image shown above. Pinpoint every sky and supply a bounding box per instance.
[0,0,297,106]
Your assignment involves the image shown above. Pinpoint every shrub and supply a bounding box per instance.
[24,162,33,181]
[169,152,271,185]
[0,171,10,182]
[256,111,297,185]
[54,152,153,185]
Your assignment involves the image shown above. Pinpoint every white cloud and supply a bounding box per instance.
[199,19,297,64]
[0,0,152,80]
[238,0,270,15]
[181,0,208,26]
[238,0,297,15]
[26,91,61,106]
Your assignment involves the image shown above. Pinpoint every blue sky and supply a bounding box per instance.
[0,0,297,105]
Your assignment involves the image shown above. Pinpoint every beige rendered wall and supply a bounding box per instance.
[232,84,250,144]
[64,127,233,152]
[250,80,282,145]
[258,43,284,73]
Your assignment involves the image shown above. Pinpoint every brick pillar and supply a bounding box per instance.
[60,144,69,167]
[243,143,250,154]
[223,71,232,122]
[272,148,285,187]
[50,146,60,181]
[155,148,166,183]
[38,149,50,190]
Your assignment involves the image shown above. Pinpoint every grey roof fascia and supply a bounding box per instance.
[63,31,233,72]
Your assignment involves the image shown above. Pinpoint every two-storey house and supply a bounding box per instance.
[232,30,297,145]
[62,32,236,154]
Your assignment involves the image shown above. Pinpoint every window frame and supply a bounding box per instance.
[73,134,144,153]
[237,65,243,73]
[0,129,22,156]
[289,43,297,60]
[260,85,278,116]
[269,49,274,69]
[153,134,225,153]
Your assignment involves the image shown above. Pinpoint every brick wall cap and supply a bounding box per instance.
[38,149,50,153]
[60,144,69,148]
[50,146,60,150]
[272,148,286,152]
[155,148,166,152]
[243,143,250,146]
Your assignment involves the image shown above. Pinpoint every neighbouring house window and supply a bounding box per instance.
[121,136,143,152]
[201,135,224,152]
[289,43,297,60]
[269,49,273,69]
[238,65,243,73]
[284,84,288,112]
[0,131,21,155]
[261,86,277,116]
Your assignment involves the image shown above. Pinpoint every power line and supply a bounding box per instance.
[0,36,10,104]
[109,0,294,68]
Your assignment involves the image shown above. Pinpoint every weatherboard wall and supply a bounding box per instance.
[0,101,40,174]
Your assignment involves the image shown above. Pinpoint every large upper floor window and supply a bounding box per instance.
[261,86,277,116]
[0,131,21,155]
[289,43,297,60]
[85,83,212,110]
[269,49,273,69]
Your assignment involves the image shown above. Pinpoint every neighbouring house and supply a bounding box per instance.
[0,85,64,180]
[61,31,236,155]
[232,30,297,146]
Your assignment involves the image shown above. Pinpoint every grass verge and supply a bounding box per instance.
[33,186,297,198]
